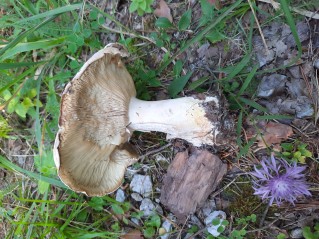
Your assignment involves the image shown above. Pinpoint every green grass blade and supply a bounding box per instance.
[14,202,36,237]
[0,155,67,189]
[237,65,258,96]
[0,15,58,57]
[254,114,293,120]
[15,3,83,24]
[0,61,44,70]
[0,66,38,95]
[188,76,209,90]
[0,37,66,61]
[279,0,302,59]
[221,53,251,83]
[239,97,268,112]
[237,137,256,159]
[168,71,193,97]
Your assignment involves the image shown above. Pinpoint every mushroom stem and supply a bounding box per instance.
[128,96,223,147]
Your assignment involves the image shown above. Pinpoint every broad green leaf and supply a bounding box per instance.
[212,218,221,226]
[34,150,56,176]
[178,9,192,31]
[206,30,225,43]
[2,89,12,101]
[111,204,124,215]
[38,180,50,194]
[143,227,155,238]
[7,97,19,114]
[129,1,139,13]
[22,97,34,108]
[146,214,161,228]
[168,71,193,97]
[155,17,173,28]
[88,197,105,211]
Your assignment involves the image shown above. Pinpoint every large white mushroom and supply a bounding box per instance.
[53,43,235,196]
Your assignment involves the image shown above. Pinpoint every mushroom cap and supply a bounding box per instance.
[53,43,138,196]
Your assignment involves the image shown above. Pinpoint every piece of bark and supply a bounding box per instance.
[160,148,227,221]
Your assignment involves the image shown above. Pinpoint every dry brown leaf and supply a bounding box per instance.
[154,0,173,23]
[248,121,294,148]
[120,230,143,239]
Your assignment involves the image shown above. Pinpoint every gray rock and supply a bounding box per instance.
[314,59,319,70]
[253,36,275,67]
[115,189,125,203]
[261,96,314,118]
[140,198,156,217]
[257,74,287,98]
[131,217,140,226]
[139,198,163,218]
[160,215,174,239]
[130,174,153,197]
[290,228,303,238]
[201,199,217,218]
[131,193,143,202]
[286,78,308,98]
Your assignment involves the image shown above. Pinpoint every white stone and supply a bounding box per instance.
[140,198,156,217]
[201,199,216,218]
[290,228,303,238]
[204,211,227,237]
[115,189,125,203]
[160,214,174,239]
[130,174,153,197]
[131,192,143,202]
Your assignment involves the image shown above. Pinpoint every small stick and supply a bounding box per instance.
[248,0,270,54]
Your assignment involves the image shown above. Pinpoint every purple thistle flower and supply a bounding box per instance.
[251,154,311,206]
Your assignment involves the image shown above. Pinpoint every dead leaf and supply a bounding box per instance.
[120,230,143,239]
[154,0,173,23]
[247,121,293,148]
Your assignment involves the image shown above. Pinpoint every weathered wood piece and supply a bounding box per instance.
[160,148,227,221]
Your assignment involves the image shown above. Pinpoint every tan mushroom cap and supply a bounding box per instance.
[53,44,138,196]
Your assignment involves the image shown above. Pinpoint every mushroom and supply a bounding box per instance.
[53,43,235,196]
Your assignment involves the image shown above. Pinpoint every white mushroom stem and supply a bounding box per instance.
[128,96,220,147]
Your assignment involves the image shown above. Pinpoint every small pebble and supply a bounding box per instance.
[290,228,303,239]
[115,189,125,203]
[160,216,173,239]
[131,193,143,202]
[130,174,153,197]
[140,198,155,217]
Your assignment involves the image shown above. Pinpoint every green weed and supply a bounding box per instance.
[280,141,313,164]
[129,0,154,16]
[303,223,319,239]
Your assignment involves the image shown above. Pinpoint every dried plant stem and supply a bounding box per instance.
[139,143,172,161]
[257,0,319,20]
[248,0,270,54]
